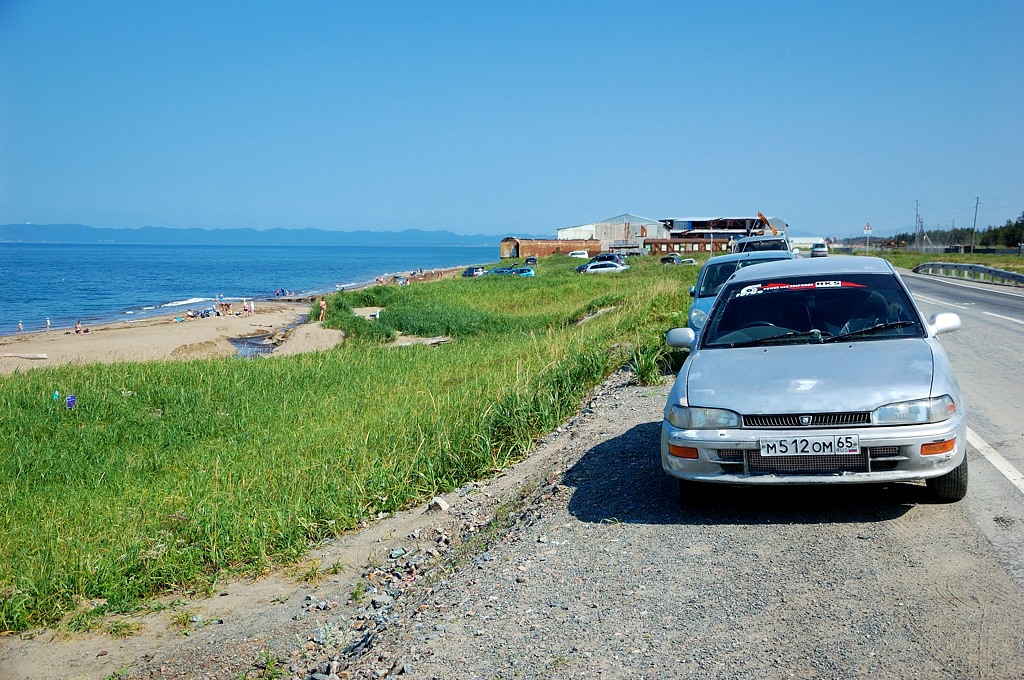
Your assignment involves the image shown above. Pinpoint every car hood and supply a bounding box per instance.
[682,340,938,413]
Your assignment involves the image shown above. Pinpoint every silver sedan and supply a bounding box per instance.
[662,256,968,502]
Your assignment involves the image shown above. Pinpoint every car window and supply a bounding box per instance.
[746,241,784,252]
[697,262,737,297]
[697,256,792,298]
[701,273,925,347]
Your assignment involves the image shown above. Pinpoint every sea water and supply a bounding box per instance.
[0,242,498,336]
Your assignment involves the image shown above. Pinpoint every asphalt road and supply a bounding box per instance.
[900,270,1024,587]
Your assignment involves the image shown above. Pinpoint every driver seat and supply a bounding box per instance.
[840,292,889,334]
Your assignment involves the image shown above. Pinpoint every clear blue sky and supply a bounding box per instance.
[1,1,1021,238]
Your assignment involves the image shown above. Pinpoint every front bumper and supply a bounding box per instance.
[660,416,966,485]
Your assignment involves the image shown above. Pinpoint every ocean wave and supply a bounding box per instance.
[160,297,211,308]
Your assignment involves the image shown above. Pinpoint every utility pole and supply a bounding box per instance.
[914,200,924,253]
[970,196,980,252]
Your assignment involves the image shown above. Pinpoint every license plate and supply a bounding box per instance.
[760,435,860,456]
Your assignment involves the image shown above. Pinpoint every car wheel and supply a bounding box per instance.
[926,455,968,503]
[677,478,711,506]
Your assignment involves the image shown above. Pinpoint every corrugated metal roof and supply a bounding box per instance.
[594,212,661,224]
[661,216,775,221]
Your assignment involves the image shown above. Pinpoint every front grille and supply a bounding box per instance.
[743,412,871,428]
[867,445,901,458]
[711,447,869,474]
[749,449,868,474]
[714,449,746,463]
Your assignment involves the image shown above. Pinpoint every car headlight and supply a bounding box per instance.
[872,395,957,425]
[667,405,741,429]
[689,308,708,330]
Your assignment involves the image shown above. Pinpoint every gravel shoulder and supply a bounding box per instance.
[3,370,1024,679]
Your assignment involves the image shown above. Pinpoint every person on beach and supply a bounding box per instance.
[75,320,83,335]
[18,321,24,334]
[46,318,50,333]
[243,300,250,317]
[319,297,327,322]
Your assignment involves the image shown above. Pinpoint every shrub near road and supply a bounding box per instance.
[0,255,696,631]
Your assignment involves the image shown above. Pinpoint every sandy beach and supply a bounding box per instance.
[0,300,345,375]
[0,266,472,375]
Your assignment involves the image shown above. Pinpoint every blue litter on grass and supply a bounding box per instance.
[66,395,76,409]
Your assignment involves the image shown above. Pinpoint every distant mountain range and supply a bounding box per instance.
[0,224,547,246]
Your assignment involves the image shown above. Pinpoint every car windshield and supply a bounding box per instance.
[701,273,925,348]
[696,257,789,298]
[743,241,787,251]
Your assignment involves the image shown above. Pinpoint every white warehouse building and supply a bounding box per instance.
[556,213,667,253]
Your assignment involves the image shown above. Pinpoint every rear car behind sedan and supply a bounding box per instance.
[688,250,797,331]
[662,256,968,503]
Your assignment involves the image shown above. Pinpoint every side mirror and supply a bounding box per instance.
[928,312,961,336]
[792,248,801,255]
[689,285,696,298]
[666,327,696,348]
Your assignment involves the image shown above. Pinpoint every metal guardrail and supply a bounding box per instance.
[912,262,1024,287]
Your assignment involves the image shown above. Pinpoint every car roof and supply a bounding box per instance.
[726,255,896,284]
[701,250,797,267]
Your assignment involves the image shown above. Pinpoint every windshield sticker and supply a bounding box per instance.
[737,281,866,297]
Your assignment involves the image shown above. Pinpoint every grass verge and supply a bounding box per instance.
[0,255,696,631]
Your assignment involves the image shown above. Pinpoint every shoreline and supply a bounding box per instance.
[0,301,315,375]
[0,264,471,374]
[2,264,474,339]
[2,239,499,337]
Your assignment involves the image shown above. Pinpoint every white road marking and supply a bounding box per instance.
[982,311,1024,325]
[913,294,969,309]
[968,427,1024,496]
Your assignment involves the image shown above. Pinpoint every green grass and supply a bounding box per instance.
[0,254,697,631]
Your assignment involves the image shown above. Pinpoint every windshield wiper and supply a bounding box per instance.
[726,329,828,348]
[824,320,915,343]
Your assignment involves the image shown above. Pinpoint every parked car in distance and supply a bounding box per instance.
[579,261,630,274]
[732,235,792,253]
[567,250,590,259]
[661,254,698,266]
[663,256,967,504]
[576,253,626,272]
[524,256,538,266]
[810,243,829,257]
[462,265,487,277]
[485,261,519,275]
[688,250,797,330]
[509,267,535,277]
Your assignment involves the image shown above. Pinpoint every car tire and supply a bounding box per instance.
[677,478,711,506]
[926,455,968,503]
